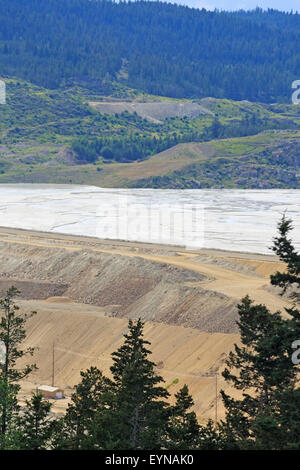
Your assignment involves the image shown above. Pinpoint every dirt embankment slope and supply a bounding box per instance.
[0,237,240,334]
[0,227,289,419]
[18,304,238,420]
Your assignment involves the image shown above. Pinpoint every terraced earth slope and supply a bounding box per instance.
[0,227,290,420]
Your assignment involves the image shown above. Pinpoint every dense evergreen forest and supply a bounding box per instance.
[0,1,300,103]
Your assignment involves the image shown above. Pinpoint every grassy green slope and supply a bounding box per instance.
[129,131,300,189]
[0,79,300,188]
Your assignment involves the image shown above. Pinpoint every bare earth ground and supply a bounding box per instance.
[88,100,212,123]
[0,227,291,421]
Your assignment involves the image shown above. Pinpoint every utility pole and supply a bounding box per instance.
[52,342,55,387]
[215,371,218,427]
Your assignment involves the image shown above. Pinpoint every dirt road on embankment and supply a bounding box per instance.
[0,227,291,420]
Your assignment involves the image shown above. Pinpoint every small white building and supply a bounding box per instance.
[37,385,64,399]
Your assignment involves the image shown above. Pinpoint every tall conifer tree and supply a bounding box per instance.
[108,319,170,449]
[0,287,36,448]
[220,215,300,449]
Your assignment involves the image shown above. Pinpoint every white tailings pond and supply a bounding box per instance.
[0,184,299,254]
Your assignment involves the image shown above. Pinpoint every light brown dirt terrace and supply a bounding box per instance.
[0,227,291,420]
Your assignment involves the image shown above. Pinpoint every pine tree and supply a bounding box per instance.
[63,367,110,450]
[165,384,200,450]
[270,214,300,343]
[220,215,300,449]
[270,214,300,302]
[16,393,55,450]
[220,296,296,449]
[107,319,170,450]
[0,287,37,448]
[261,214,300,449]
[198,419,225,450]
[0,378,19,449]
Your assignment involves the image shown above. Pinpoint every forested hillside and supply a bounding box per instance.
[0,1,300,102]
[1,79,300,187]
